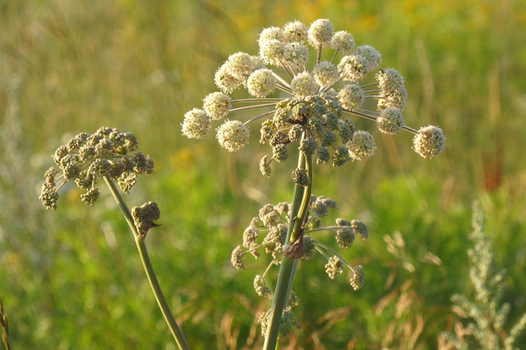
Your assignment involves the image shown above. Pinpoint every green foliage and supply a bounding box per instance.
[440,203,526,350]
[1,0,526,349]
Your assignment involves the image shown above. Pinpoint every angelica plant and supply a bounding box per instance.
[39,127,190,350]
[182,18,445,349]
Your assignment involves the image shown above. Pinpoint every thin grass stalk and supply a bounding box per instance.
[103,177,190,350]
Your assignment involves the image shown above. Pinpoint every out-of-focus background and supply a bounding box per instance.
[1,0,525,349]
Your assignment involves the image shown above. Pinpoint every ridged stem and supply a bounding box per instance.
[103,177,190,350]
[263,133,313,350]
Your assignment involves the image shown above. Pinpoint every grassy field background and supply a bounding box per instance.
[1,0,526,349]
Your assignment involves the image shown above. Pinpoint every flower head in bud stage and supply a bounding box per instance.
[231,197,369,291]
[182,18,444,172]
[39,128,154,210]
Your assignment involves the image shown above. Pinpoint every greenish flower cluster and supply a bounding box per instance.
[182,18,446,178]
[39,127,153,210]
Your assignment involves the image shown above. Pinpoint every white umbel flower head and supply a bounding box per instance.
[283,43,310,71]
[338,54,369,82]
[283,20,309,43]
[291,72,319,97]
[225,52,263,82]
[259,39,285,66]
[308,18,334,48]
[258,27,284,45]
[377,108,404,134]
[331,31,355,53]
[313,61,339,87]
[247,69,277,98]
[348,130,376,160]
[413,125,446,158]
[216,120,251,152]
[337,83,365,110]
[181,109,211,139]
[215,64,243,93]
[203,92,232,120]
[354,45,382,73]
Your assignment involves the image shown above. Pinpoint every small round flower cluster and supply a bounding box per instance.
[39,127,154,210]
[182,18,445,174]
[230,195,368,292]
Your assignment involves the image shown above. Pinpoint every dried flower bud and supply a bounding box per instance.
[132,201,161,237]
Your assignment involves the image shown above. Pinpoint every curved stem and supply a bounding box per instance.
[263,133,313,350]
[103,177,190,350]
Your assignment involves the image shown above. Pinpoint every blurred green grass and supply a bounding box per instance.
[1,0,526,348]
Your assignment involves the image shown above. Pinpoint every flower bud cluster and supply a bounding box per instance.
[231,195,368,298]
[182,18,445,172]
[39,127,153,210]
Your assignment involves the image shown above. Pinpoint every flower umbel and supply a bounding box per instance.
[182,19,445,171]
[39,127,153,210]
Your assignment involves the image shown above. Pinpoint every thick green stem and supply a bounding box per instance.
[103,177,190,350]
[263,139,313,350]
